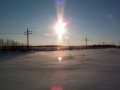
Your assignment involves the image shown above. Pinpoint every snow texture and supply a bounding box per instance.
[0,49,120,90]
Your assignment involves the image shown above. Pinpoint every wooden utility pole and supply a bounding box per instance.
[24,28,32,47]
[99,40,101,45]
[112,42,115,46]
[103,42,105,45]
[84,36,89,46]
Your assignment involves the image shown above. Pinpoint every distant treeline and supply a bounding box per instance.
[0,38,119,52]
[0,39,26,47]
[0,39,28,51]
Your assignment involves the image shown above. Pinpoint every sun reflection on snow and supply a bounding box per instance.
[54,50,66,61]
[58,56,63,61]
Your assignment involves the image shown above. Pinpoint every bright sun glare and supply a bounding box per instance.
[55,20,66,34]
[55,0,67,45]
[55,19,66,43]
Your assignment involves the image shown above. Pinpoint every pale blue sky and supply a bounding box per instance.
[0,0,120,45]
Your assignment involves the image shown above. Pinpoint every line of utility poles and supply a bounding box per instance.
[0,30,120,47]
[24,28,32,47]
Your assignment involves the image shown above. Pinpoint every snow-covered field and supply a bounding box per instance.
[0,49,120,90]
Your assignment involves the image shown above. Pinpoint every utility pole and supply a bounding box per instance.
[84,36,89,46]
[103,42,105,45]
[112,41,115,46]
[24,28,32,47]
[99,40,101,45]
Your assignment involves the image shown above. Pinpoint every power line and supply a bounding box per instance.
[0,33,24,34]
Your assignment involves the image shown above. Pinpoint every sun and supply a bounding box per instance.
[55,20,66,34]
[55,19,66,41]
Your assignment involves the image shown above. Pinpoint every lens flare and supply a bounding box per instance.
[51,85,63,90]
[56,0,66,21]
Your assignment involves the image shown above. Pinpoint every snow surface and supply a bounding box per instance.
[0,49,120,90]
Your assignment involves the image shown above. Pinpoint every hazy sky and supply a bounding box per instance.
[0,0,120,45]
